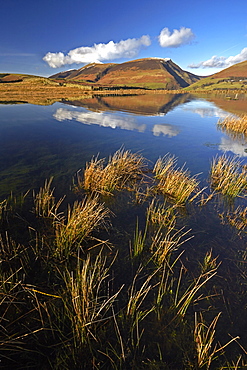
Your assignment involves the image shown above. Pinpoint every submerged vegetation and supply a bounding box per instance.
[0,148,247,369]
[0,149,247,368]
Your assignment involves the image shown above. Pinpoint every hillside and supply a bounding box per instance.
[0,73,93,105]
[185,60,247,91]
[50,58,202,90]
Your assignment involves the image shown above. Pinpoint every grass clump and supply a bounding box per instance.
[217,114,247,137]
[210,154,247,198]
[79,148,147,196]
[0,151,246,368]
[54,196,110,259]
[153,154,203,205]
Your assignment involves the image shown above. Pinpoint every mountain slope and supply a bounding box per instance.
[50,58,202,89]
[185,60,247,91]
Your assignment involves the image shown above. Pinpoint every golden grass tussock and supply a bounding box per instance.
[153,154,203,205]
[150,220,192,266]
[82,148,147,195]
[220,205,247,234]
[54,196,110,258]
[147,198,178,227]
[217,114,247,137]
[61,250,120,346]
[210,154,247,198]
[194,312,239,369]
[33,177,64,219]
[0,173,243,368]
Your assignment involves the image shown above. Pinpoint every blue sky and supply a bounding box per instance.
[1,0,247,77]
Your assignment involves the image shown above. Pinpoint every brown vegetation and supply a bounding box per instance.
[217,114,247,137]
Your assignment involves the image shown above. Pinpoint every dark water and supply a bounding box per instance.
[1,93,247,364]
[1,93,247,199]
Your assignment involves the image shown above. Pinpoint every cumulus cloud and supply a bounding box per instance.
[158,27,195,48]
[188,47,247,69]
[43,35,151,68]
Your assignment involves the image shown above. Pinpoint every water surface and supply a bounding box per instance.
[1,93,246,198]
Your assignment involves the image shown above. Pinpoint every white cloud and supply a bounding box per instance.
[158,27,195,48]
[188,47,247,69]
[43,35,151,68]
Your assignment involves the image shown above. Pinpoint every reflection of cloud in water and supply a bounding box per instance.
[54,108,146,132]
[182,103,229,118]
[219,136,247,157]
[152,124,180,137]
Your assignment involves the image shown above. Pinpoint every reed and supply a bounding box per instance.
[210,154,247,198]
[82,148,147,195]
[153,154,203,205]
[54,195,110,258]
[217,114,247,137]
[33,177,64,220]
[220,205,247,234]
[194,312,239,369]
[147,198,178,227]
[150,219,192,266]
[61,250,120,347]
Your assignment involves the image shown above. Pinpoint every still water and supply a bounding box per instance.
[1,93,247,199]
[1,93,247,364]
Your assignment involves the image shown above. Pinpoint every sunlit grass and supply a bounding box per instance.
[0,149,246,368]
[54,196,110,258]
[210,154,247,198]
[81,148,147,196]
[153,154,204,205]
[217,114,247,137]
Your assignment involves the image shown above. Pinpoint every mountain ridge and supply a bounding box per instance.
[50,58,202,90]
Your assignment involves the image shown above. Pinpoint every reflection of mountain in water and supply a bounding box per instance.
[63,93,193,116]
[193,93,247,117]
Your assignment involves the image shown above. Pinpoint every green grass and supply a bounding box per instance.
[185,76,247,91]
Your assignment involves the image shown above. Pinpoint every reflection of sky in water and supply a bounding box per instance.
[219,136,247,157]
[181,100,230,119]
[54,107,181,138]
[54,108,146,132]
[54,101,247,157]
[152,124,180,137]
[1,97,247,200]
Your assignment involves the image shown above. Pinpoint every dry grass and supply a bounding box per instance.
[220,205,247,234]
[147,198,178,227]
[33,177,64,219]
[150,220,192,266]
[153,154,203,205]
[210,154,247,198]
[0,75,93,105]
[82,148,147,196]
[194,312,239,369]
[217,114,247,137]
[61,250,120,346]
[54,196,110,258]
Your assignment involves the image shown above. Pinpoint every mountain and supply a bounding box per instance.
[50,58,202,90]
[185,60,247,91]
